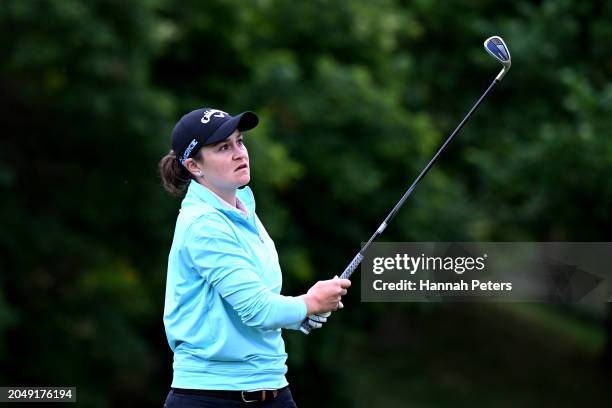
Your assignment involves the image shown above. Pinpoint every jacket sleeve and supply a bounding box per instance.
[186,213,307,331]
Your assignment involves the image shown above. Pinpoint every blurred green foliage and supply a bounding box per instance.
[1,0,610,406]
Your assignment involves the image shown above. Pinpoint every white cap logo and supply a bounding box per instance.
[201,109,228,124]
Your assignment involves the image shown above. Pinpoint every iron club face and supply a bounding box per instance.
[484,36,511,81]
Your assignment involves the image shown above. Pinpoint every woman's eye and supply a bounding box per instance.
[237,139,244,145]
[219,144,228,151]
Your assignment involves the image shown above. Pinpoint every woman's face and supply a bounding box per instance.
[199,129,250,194]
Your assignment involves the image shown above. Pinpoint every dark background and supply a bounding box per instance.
[1,0,611,406]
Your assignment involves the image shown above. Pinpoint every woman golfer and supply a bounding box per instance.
[159,108,350,407]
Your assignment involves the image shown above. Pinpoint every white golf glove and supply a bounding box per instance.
[306,274,345,330]
[295,275,346,334]
[306,311,330,329]
[305,300,343,329]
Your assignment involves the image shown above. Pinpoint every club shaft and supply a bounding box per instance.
[299,77,500,334]
[346,78,500,279]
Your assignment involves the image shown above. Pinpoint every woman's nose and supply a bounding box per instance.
[233,146,247,159]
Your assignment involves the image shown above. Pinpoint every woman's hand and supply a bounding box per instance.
[301,277,351,315]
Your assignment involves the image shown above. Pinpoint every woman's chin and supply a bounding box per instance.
[236,174,250,186]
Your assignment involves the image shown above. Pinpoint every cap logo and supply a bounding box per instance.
[181,138,199,164]
[201,109,228,124]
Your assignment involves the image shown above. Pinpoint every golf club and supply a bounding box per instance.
[300,36,512,334]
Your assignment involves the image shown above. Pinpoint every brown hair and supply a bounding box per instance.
[159,149,199,196]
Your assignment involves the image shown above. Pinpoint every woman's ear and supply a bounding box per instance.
[183,158,202,178]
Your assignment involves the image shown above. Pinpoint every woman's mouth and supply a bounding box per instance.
[235,164,248,172]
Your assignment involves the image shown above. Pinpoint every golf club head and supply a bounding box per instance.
[484,36,511,81]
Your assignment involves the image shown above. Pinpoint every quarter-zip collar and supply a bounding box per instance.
[184,180,256,224]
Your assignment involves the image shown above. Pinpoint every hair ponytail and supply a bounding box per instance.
[159,150,192,196]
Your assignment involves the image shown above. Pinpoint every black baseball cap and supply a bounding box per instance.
[171,108,259,165]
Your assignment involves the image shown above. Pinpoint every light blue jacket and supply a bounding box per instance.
[163,181,307,390]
